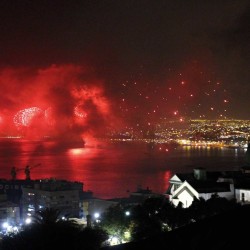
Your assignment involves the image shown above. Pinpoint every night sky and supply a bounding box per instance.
[0,0,249,137]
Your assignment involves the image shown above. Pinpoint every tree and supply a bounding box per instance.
[100,204,132,244]
[127,197,169,241]
[32,207,63,225]
[0,208,107,250]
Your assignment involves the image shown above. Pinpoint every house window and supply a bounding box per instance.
[241,193,245,202]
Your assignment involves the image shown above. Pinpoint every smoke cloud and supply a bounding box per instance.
[0,64,116,143]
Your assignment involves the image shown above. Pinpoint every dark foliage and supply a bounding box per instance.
[0,208,107,250]
[102,204,250,250]
[130,204,162,241]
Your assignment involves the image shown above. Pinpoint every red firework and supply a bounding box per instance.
[74,105,87,119]
[13,107,44,128]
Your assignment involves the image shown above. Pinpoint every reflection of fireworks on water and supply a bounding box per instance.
[13,107,44,127]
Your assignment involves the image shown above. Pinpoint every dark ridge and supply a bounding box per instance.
[102,204,250,250]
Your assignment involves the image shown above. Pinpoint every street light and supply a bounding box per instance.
[25,218,32,224]
[94,212,100,219]
[94,212,100,223]
[2,222,9,229]
[109,236,120,246]
[125,211,130,216]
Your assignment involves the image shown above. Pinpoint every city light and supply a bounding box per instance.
[109,236,120,246]
[125,211,130,216]
[2,222,9,228]
[94,212,100,219]
[25,218,32,224]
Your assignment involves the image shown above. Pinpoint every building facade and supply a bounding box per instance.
[21,179,83,221]
[166,168,236,208]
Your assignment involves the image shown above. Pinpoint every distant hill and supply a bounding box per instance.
[102,204,250,250]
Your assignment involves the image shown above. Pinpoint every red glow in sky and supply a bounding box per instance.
[0,60,236,139]
[0,65,116,141]
[0,1,248,122]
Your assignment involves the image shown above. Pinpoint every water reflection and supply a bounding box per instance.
[0,139,247,199]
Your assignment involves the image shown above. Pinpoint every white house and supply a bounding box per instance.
[170,180,199,208]
[166,168,235,208]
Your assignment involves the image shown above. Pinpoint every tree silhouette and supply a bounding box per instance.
[32,207,63,225]
[100,204,132,243]
[0,208,107,250]
[130,202,162,241]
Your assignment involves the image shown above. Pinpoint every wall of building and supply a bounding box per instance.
[22,187,80,220]
[199,184,235,201]
[171,189,195,208]
[235,189,250,203]
[0,202,20,225]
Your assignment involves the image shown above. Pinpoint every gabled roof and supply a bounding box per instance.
[168,169,249,196]
[169,174,182,183]
[172,181,199,199]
